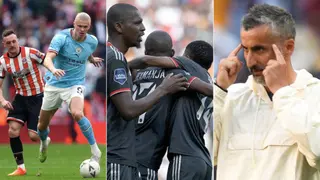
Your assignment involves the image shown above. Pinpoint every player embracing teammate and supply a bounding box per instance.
[107,3,213,180]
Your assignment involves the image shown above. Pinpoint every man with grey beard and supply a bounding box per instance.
[214,4,320,180]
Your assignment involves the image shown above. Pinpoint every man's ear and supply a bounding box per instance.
[115,22,123,34]
[283,39,295,59]
[171,49,175,57]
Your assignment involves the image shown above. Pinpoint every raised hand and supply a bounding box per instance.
[216,44,243,89]
[263,44,290,93]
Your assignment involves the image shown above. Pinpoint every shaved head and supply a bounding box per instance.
[107,3,138,36]
[145,30,174,57]
[75,12,91,23]
[73,12,91,41]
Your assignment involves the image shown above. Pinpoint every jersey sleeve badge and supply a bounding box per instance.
[114,68,127,85]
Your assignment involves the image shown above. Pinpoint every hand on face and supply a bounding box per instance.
[262,44,290,93]
[216,44,243,89]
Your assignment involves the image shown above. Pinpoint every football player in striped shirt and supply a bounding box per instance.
[0,29,51,176]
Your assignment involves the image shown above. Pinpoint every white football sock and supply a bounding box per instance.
[18,164,25,170]
[90,143,101,156]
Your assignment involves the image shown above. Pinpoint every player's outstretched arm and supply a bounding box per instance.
[188,78,213,97]
[111,74,188,120]
[0,78,13,110]
[128,56,177,70]
[43,52,65,78]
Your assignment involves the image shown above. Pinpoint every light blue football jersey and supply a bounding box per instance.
[44,28,98,88]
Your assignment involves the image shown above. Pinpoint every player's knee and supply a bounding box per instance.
[8,126,20,137]
[71,110,84,121]
[28,131,39,142]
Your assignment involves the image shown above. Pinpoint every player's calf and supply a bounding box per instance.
[76,115,101,162]
[38,109,56,130]
[69,97,101,162]
[8,121,26,174]
[28,130,39,142]
[9,136,24,168]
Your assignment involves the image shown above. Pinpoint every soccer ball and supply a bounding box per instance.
[80,159,100,178]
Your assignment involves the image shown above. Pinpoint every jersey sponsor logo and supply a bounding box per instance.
[12,69,30,78]
[114,68,127,85]
[67,58,85,66]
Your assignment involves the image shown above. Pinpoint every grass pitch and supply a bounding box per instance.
[0,144,106,180]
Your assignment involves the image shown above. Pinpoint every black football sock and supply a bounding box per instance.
[10,136,24,165]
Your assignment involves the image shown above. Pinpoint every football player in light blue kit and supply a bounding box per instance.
[37,12,103,165]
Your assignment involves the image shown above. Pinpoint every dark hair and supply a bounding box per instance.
[242,4,296,40]
[2,29,16,38]
[107,3,138,36]
[145,30,173,57]
[184,40,213,70]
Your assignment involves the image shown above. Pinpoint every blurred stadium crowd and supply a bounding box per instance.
[0,0,106,141]
[214,0,320,83]
[107,0,213,179]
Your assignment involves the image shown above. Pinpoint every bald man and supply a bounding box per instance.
[37,12,103,165]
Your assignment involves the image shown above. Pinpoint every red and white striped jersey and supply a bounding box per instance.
[0,46,45,96]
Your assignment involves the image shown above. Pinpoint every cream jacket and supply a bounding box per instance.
[214,69,320,180]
